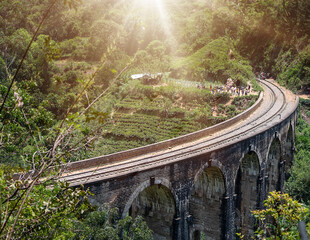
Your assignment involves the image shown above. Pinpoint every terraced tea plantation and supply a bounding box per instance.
[87,78,258,157]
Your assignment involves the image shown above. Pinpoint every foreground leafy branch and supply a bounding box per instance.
[239,191,309,240]
[0,0,138,238]
[72,205,153,240]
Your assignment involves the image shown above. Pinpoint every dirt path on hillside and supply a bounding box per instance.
[301,108,310,125]
[267,79,310,125]
[298,94,310,124]
[225,97,233,106]
[298,94,310,99]
[299,95,310,125]
[266,79,297,102]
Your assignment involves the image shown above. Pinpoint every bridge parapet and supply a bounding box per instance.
[66,91,263,173]
[62,80,299,240]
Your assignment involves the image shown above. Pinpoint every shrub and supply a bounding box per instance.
[212,92,230,104]
[275,47,310,92]
[249,191,309,240]
[65,70,78,86]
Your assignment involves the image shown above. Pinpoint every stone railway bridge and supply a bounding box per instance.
[62,80,299,240]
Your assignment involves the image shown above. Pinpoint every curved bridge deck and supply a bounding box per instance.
[62,80,298,186]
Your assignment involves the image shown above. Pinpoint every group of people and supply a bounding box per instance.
[229,86,251,96]
[196,84,207,89]
[196,77,252,96]
[256,72,271,80]
[209,85,251,96]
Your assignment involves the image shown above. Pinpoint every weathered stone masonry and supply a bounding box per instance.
[64,81,298,240]
[85,111,297,240]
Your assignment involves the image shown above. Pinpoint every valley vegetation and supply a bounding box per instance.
[0,0,309,238]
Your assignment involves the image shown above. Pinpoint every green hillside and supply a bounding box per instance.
[0,0,309,238]
[82,76,258,158]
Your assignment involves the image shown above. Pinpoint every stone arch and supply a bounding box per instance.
[123,178,176,240]
[189,166,226,240]
[284,124,294,178]
[122,177,173,217]
[251,146,264,166]
[234,151,260,238]
[193,159,227,185]
[266,136,282,194]
[231,147,263,187]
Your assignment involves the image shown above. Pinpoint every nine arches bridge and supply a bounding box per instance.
[61,79,298,240]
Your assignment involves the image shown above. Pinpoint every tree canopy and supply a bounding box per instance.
[0,0,309,238]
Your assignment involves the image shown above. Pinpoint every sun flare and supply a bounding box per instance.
[129,0,179,53]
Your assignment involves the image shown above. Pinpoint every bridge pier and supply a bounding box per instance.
[174,197,190,240]
[225,191,235,240]
[172,181,192,240]
[65,81,298,240]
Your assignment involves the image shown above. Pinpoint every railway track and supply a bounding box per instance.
[62,80,296,186]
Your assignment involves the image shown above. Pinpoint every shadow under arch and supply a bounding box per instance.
[189,166,226,240]
[234,151,261,239]
[123,178,176,240]
[266,136,282,194]
[193,159,227,186]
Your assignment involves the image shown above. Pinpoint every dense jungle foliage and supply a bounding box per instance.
[285,98,310,211]
[0,0,309,238]
[0,0,265,167]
